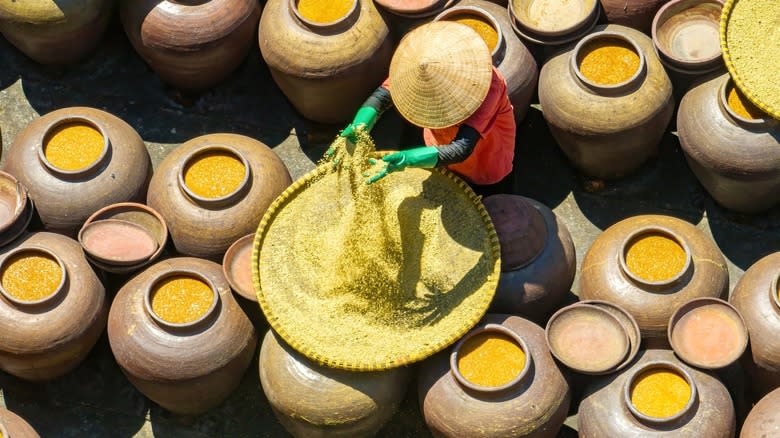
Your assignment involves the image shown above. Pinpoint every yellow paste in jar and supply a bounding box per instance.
[151,275,214,324]
[457,332,526,387]
[451,15,499,53]
[44,122,105,171]
[1,252,63,301]
[297,0,354,23]
[625,233,687,282]
[727,85,765,120]
[631,369,692,418]
[579,40,641,85]
[183,151,246,199]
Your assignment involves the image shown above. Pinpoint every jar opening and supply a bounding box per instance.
[577,36,641,87]
[41,119,109,175]
[147,271,218,328]
[654,1,721,64]
[725,81,767,121]
[294,0,357,26]
[627,363,695,422]
[179,145,250,206]
[0,247,66,305]
[450,324,531,393]
[620,228,691,286]
[514,0,595,33]
[440,10,502,56]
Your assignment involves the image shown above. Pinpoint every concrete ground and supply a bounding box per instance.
[0,14,774,438]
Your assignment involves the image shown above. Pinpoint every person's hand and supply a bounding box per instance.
[339,106,379,143]
[366,147,438,184]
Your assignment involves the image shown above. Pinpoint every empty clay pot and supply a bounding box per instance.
[259,329,411,437]
[651,0,724,76]
[678,74,780,213]
[259,0,394,124]
[3,107,152,236]
[0,407,40,438]
[147,134,291,261]
[0,170,33,248]
[108,257,257,415]
[222,234,255,302]
[538,25,674,179]
[0,0,112,64]
[418,314,571,437]
[579,215,729,340]
[741,386,780,438]
[482,195,576,321]
[0,232,107,381]
[508,0,600,46]
[578,349,736,437]
[600,0,667,34]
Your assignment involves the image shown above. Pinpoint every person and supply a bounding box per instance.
[339,21,516,188]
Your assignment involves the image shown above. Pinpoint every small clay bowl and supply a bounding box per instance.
[374,0,446,15]
[578,300,641,372]
[546,303,629,374]
[222,234,255,302]
[79,203,168,274]
[652,0,724,74]
[0,172,33,248]
[79,219,159,266]
[668,297,749,369]
[509,0,600,46]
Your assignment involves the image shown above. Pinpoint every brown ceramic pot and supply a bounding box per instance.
[578,349,735,437]
[0,0,112,65]
[435,1,539,121]
[107,257,257,415]
[730,252,780,398]
[538,25,674,179]
[0,232,107,381]
[418,314,571,437]
[508,0,601,46]
[0,408,40,438]
[0,170,34,248]
[678,74,780,213]
[3,107,152,236]
[482,195,576,321]
[651,0,724,76]
[259,0,394,124]
[741,386,780,438]
[259,329,411,437]
[120,0,261,91]
[579,215,729,339]
[601,0,668,34]
[147,134,291,261]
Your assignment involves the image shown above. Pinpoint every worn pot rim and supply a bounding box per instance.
[37,115,111,179]
[288,0,360,30]
[508,0,599,38]
[0,420,8,438]
[449,323,533,394]
[222,233,256,302]
[569,31,648,96]
[769,271,780,316]
[433,6,506,63]
[144,269,220,330]
[0,245,68,307]
[651,0,724,72]
[667,297,749,369]
[177,144,252,209]
[718,76,777,128]
[576,300,641,372]
[78,219,159,266]
[623,360,699,425]
[0,170,30,235]
[618,225,693,288]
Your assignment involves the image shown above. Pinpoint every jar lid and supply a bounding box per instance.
[482,195,547,271]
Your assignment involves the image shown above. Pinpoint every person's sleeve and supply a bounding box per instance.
[436,124,481,166]
[361,85,394,117]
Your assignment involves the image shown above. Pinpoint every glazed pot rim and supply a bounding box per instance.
[651,0,724,70]
[78,219,160,266]
[222,233,257,302]
[433,6,506,63]
[449,323,532,394]
[0,245,68,307]
[667,297,749,369]
[177,144,252,209]
[38,115,111,179]
[623,360,698,425]
[144,268,220,330]
[618,225,693,289]
[570,31,648,96]
[718,76,777,128]
[288,0,360,30]
[0,170,30,235]
[508,0,599,38]
[575,300,641,372]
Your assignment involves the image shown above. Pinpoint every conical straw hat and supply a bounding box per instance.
[390,21,493,129]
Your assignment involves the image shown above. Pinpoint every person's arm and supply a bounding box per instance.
[340,86,394,140]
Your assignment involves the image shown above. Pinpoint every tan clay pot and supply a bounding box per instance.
[741,386,780,438]
[259,329,411,437]
[259,0,394,124]
[147,134,291,261]
[107,257,257,415]
[578,349,735,437]
[678,74,780,213]
[0,170,34,248]
[538,25,674,179]
[0,0,112,64]
[601,0,668,33]
[120,0,261,91]
[3,107,152,236]
[0,408,40,438]
[483,195,576,321]
[418,314,571,437]
[0,232,107,381]
[579,215,729,339]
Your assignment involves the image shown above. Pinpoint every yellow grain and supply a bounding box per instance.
[727,84,765,120]
[631,369,691,418]
[44,122,105,171]
[625,233,687,282]
[450,15,499,52]
[298,0,353,23]
[1,253,62,301]
[184,151,246,199]
[579,40,640,85]
[151,275,214,324]
[457,332,526,387]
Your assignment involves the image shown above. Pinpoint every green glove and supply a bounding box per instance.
[366,147,438,184]
[340,106,379,142]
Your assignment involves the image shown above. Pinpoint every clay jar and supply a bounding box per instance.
[147,134,291,261]
[482,195,576,321]
[121,0,261,91]
[435,1,539,121]
[0,232,107,381]
[107,257,257,415]
[601,0,668,33]
[0,170,34,248]
[418,314,571,437]
[3,107,152,236]
[742,387,780,438]
[0,408,40,438]
[678,74,780,213]
[579,215,729,339]
[651,0,724,76]
[508,0,600,46]
[578,349,736,437]
[0,0,112,65]
[259,330,411,437]
[730,252,780,398]
[538,25,674,179]
[259,0,393,124]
